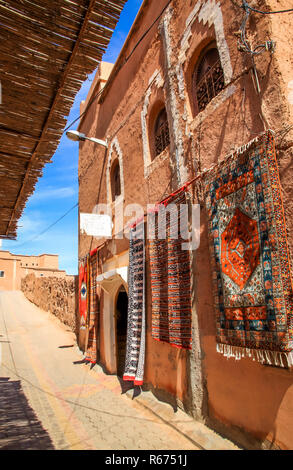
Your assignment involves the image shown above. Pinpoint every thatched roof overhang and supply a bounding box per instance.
[0,0,126,239]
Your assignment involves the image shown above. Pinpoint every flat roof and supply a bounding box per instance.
[0,250,58,258]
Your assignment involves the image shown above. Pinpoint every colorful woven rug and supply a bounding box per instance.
[79,258,88,329]
[149,191,192,350]
[123,221,146,386]
[203,130,293,367]
[85,249,98,364]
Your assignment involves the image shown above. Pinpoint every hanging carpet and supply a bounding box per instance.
[79,258,88,329]
[85,249,99,364]
[123,221,146,386]
[149,191,193,350]
[203,130,293,367]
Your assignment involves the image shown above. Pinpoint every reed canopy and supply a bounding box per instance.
[0,0,126,239]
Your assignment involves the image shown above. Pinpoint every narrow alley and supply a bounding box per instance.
[0,291,236,451]
[1,0,293,452]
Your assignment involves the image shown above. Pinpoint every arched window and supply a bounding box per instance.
[154,108,170,157]
[193,45,224,114]
[110,159,121,201]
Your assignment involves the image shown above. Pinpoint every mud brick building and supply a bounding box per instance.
[78,0,293,449]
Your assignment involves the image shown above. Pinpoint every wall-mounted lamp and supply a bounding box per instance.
[66,130,108,148]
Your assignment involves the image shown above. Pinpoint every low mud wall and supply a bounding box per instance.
[21,273,78,333]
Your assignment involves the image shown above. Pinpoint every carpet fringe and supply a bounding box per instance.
[216,343,293,368]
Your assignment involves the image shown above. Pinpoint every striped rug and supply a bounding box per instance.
[123,221,146,386]
[85,249,99,364]
[149,191,192,350]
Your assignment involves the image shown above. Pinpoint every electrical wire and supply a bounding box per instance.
[11,203,78,249]
[244,3,293,14]
[6,0,292,250]
[75,0,174,189]
[14,0,288,251]
[238,1,276,56]
[63,86,105,133]
[123,0,172,63]
[64,0,173,134]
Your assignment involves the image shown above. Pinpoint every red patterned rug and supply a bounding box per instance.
[78,258,88,329]
[203,130,293,367]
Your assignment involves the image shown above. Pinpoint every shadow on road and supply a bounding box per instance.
[116,377,143,398]
[0,377,55,450]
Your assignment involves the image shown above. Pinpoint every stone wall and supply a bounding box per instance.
[21,273,78,333]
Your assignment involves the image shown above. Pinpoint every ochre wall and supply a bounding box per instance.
[0,256,20,291]
[78,0,293,449]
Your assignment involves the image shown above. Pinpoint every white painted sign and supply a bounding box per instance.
[80,213,112,238]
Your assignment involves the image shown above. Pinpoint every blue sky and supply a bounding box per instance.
[2,0,143,275]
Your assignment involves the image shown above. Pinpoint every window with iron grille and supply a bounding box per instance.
[111,160,121,201]
[0,271,4,278]
[193,47,225,114]
[154,108,170,157]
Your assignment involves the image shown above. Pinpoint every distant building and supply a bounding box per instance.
[0,251,67,291]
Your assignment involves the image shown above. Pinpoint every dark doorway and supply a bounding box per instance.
[116,286,128,377]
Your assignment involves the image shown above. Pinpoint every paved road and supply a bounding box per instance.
[0,291,201,450]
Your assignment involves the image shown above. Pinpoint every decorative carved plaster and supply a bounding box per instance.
[106,136,125,206]
[161,6,188,185]
[141,70,165,178]
[179,0,232,84]
[177,0,235,130]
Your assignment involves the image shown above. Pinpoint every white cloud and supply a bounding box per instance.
[3,209,78,274]
[17,211,45,237]
[29,186,77,203]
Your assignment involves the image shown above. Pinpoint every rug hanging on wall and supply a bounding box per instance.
[203,130,293,367]
[123,221,146,386]
[85,249,99,364]
[79,258,88,329]
[149,191,192,350]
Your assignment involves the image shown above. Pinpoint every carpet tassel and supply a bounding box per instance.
[216,343,293,368]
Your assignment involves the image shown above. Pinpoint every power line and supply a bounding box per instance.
[7,1,173,249]
[63,86,105,133]
[64,0,173,134]
[12,203,78,249]
[7,0,287,250]
[243,2,293,14]
[124,0,172,63]
[237,1,277,56]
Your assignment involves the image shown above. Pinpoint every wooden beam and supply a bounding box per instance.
[5,0,97,237]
